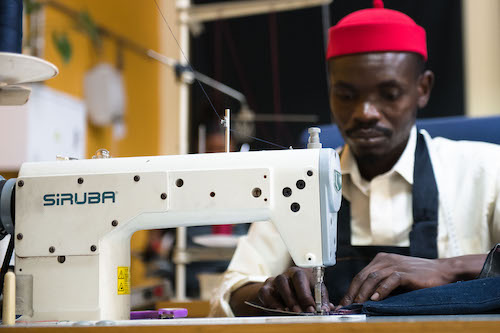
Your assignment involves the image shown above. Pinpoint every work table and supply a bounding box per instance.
[3,314,500,332]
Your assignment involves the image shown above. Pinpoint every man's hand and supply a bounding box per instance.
[258,267,333,313]
[339,252,486,306]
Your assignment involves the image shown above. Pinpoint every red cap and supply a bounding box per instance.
[327,0,427,61]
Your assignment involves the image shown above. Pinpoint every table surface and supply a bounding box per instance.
[3,314,500,332]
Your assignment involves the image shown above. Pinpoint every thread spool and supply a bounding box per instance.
[0,0,23,53]
[2,271,16,325]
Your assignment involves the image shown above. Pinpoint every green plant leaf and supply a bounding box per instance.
[23,0,43,14]
[52,31,72,64]
[77,11,102,50]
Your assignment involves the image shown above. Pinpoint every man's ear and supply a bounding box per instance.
[417,70,434,108]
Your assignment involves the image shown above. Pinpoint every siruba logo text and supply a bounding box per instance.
[43,192,116,206]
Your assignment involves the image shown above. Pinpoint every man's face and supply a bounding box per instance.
[328,52,432,160]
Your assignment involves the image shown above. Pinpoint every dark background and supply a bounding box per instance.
[189,0,464,151]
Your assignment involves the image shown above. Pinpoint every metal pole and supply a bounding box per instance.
[175,0,191,301]
[321,2,332,88]
[224,109,230,153]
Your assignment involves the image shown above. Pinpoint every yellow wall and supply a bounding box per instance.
[43,0,162,158]
[463,0,500,117]
[0,1,182,167]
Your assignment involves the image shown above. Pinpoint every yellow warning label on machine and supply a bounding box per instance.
[117,266,130,295]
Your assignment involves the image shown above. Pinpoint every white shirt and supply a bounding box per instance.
[209,128,500,317]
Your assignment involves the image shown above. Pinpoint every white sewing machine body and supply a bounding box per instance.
[13,148,341,321]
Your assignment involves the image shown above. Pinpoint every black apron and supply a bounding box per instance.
[324,132,439,304]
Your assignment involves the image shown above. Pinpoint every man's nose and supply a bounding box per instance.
[353,102,381,122]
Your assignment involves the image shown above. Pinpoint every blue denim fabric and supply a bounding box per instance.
[361,277,500,315]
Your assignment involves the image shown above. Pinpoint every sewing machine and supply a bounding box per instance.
[0,146,341,321]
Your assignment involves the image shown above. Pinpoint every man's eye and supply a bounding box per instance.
[334,90,356,101]
[381,89,402,101]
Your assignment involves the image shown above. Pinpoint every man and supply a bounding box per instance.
[210,0,500,316]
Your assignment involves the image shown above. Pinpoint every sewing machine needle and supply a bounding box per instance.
[313,266,325,314]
